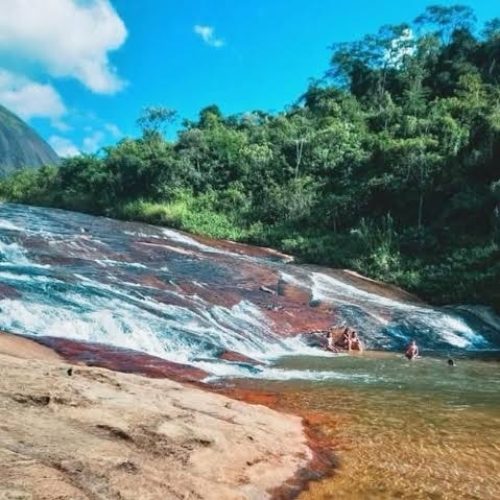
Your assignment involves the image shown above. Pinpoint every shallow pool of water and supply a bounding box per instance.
[227,353,500,499]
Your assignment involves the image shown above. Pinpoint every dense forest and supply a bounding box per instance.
[1,5,499,309]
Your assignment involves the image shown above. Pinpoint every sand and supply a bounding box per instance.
[0,333,311,499]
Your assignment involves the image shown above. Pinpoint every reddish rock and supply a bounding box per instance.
[218,350,262,365]
[35,255,82,266]
[177,281,242,309]
[277,280,311,304]
[0,283,21,299]
[263,304,335,336]
[133,274,171,290]
[191,233,293,262]
[31,336,208,383]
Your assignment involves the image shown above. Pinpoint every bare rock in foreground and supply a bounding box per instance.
[0,334,310,500]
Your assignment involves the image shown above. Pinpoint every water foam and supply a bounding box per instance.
[0,240,30,265]
[95,259,147,269]
[202,364,376,383]
[0,219,21,231]
[1,202,498,383]
[312,272,417,311]
[310,271,491,350]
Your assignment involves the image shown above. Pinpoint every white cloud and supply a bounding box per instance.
[49,135,79,157]
[0,69,66,120]
[194,25,225,48]
[104,122,122,138]
[51,119,72,132]
[82,130,105,153]
[0,0,127,94]
[48,126,114,158]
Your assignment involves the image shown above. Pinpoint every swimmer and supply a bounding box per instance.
[405,340,419,360]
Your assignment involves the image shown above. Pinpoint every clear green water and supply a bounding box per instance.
[231,353,500,499]
[2,203,500,497]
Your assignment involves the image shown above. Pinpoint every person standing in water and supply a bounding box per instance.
[405,340,419,360]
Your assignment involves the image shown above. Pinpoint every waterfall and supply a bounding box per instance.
[0,202,498,381]
[308,272,493,350]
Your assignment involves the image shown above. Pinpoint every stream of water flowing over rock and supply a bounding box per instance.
[0,202,499,380]
[1,202,500,498]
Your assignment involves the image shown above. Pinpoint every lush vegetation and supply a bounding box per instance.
[1,5,499,309]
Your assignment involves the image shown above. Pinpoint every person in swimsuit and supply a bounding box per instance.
[350,329,364,352]
[324,325,364,353]
[326,328,338,352]
[338,327,364,352]
[340,327,351,350]
[405,340,419,360]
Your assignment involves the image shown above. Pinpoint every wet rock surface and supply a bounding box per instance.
[0,202,499,382]
[33,336,209,383]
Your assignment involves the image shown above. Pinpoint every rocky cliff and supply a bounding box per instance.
[0,105,59,177]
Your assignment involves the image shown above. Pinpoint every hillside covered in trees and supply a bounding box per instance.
[1,5,499,309]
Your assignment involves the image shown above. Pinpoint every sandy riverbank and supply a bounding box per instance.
[0,333,311,499]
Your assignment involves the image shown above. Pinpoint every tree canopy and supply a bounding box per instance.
[1,4,499,310]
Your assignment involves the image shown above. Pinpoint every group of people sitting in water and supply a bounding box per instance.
[324,325,423,361]
[325,325,364,353]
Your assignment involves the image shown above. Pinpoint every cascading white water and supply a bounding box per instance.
[0,202,498,381]
[309,272,491,350]
[0,240,30,265]
[0,203,332,379]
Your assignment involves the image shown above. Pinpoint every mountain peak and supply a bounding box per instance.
[0,105,60,177]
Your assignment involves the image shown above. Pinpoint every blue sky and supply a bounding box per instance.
[0,0,498,156]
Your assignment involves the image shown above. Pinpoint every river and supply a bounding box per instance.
[227,353,500,499]
[1,202,499,498]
